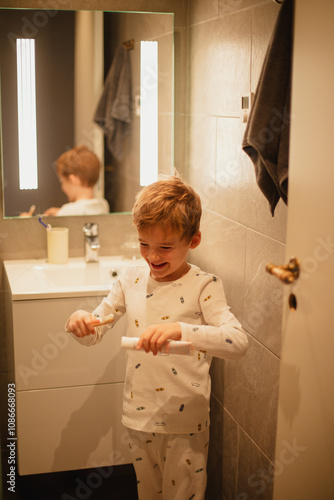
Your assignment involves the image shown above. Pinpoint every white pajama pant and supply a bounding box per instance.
[126,428,209,500]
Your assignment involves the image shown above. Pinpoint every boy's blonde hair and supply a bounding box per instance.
[56,145,100,187]
[132,176,202,241]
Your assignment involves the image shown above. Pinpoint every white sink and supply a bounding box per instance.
[4,256,144,299]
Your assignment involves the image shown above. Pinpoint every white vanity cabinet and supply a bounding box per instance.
[4,258,134,475]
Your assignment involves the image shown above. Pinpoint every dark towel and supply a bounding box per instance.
[94,46,132,161]
[242,0,294,215]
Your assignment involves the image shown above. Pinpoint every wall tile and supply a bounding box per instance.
[219,0,272,17]
[206,394,224,498]
[214,117,250,221]
[214,117,287,242]
[237,427,274,499]
[241,150,288,241]
[188,11,251,117]
[186,116,217,212]
[243,228,285,357]
[224,335,279,460]
[186,1,286,498]
[251,1,281,90]
[190,209,246,322]
[210,356,225,404]
[206,398,240,500]
[222,409,239,500]
[188,0,219,26]
[0,213,136,263]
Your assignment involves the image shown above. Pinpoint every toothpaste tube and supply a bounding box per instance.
[121,336,194,356]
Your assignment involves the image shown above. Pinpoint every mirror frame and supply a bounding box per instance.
[0,2,175,219]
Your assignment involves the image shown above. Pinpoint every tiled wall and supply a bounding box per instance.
[184,1,288,498]
[1,0,288,498]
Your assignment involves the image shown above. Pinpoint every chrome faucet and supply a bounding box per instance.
[83,223,100,263]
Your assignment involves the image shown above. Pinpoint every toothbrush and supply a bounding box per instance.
[28,204,36,216]
[38,216,51,230]
[65,314,114,333]
[92,314,114,327]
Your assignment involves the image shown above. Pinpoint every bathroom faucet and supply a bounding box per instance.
[83,223,100,263]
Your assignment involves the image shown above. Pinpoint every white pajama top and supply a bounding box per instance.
[57,198,110,216]
[71,264,248,434]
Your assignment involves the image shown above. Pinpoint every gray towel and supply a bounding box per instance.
[242,0,293,215]
[94,45,132,161]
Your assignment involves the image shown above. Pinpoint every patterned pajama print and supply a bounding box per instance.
[72,264,248,499]
[127,428,209,500]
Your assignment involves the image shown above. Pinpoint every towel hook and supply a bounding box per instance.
[274,0,283,4]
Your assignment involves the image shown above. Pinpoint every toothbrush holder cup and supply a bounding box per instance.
[47,227,69,264]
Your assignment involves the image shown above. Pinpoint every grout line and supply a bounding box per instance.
[202,207,287,246]
[244,329,281,361]
[223,406,276,465]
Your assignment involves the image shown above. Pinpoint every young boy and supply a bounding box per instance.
[66,177,248,500]
[44,145,110,216]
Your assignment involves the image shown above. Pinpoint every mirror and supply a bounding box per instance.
[0,8,174,218]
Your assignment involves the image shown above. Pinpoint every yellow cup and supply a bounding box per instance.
[47,227,69,264]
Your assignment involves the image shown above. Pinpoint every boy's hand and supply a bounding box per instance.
[66,310,98,338]
[43,207,60,216]
[137,323,182,355]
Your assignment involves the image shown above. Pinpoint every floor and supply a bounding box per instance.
[1,451,138,500]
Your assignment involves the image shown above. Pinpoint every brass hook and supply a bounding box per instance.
[265,257,300,284]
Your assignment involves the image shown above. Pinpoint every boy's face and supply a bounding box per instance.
[138,225,201,282]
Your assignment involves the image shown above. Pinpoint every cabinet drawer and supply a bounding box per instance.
[13,296,126,391]
[16,383,131,475]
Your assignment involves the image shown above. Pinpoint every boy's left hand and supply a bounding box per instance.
[137,323,182,355]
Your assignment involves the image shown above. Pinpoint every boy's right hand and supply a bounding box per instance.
[65,310,98,338]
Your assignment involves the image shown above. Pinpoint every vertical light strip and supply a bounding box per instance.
[16,38,38,190]
[140,41,158,186]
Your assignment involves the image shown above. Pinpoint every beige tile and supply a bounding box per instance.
[190,210,246,321]
[186,116,217,212]
[210,357,225,404]
[206,394,224,498]
[214,117,287,242]
[188,11,251,117]
[218,0,272,17]
[251,1,281,90]
[207,397,239,500]
[0,213,136,261]
[244,228,285,356]
[70,214,137,257]
[214,116,249,220]
[240,146,288,241]
[222,408,239,500]
[121,11,174,43]
[188,0,219,26]
[224,335,279,460]
[237,427,274,499]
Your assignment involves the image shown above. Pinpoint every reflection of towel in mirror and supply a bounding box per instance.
[94,45,132,162]
[242,0,294,216]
